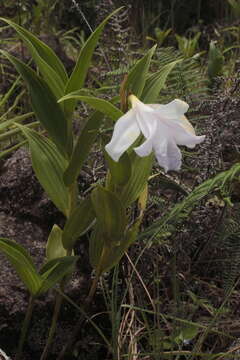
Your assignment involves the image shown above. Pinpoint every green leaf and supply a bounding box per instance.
[64,7,123,116]
[62,196,96,250]
[38,256,78,295]
[89,224,104,270]
[91,186,126,246]
[0,238,42,295]
[179,325,199,341]
[120,154,153,206]
[105,151,132,187]
[208,41,224,80]
[46,225,67,261]
[142,59,181,103]
[89,218,139,274]
[17,125,70,216]
[63,111,104,186]
[125,45,157,98]
[101,222,140,273]
[0,112,34,132]
[1,50,70,156]
[0,17,68,93]
[59,94,123,122]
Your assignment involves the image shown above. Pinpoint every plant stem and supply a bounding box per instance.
[40,292,63,360]
[57,270,101,360]
[16,295,35,360]
[39,247,73,360]
[40,180,77,359]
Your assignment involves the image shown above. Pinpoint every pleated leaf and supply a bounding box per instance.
[91,186,126,246]
[59,94,123,122]
[0,17,68,95]
[63,111,104,186]
[64,7,123,116]
[89,224,104,270]
[120,154,153,206]
[142,59,182,103]
[0,238,42,295]
[89,220,139,274]
[124,45,157,98]
[17,125,70,216]
[105,151,132,188]
[62,196,96,250]
[1,50,70,156]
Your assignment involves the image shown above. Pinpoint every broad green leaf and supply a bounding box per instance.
[124,45,157,98]
[17,125,70,216]
[63,111,104,186]
[64,7,123,116]
[0,238,42,295]
[91,186,126,246]
[1,51,70,156]
[120,154,153,206]
[59,94,123,122]
[105,151,132,188]
[62,196,96,250]
[46,225,67,261]
[142,59,182,103]
[0,17,68,89]
[38,256,78,294]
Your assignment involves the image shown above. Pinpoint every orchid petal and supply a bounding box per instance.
[180,115,195,135]
[134,137,153,157]
[167,121,205,148]
[154,138,182,172]
[149,99,189,121]
[130,95,156,138]
[105,109,140,162]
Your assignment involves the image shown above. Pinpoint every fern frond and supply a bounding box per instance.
[220,217,240,294]
[141,162,240,240]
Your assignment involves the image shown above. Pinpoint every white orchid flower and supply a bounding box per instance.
[105,95,205,172]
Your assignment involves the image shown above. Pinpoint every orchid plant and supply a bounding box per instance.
[0,9,205,360]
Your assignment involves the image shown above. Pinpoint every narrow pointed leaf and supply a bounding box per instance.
[124,45,157,98]
[142,59,182,103]
[0,238,42,295]
[59,94,123,121]
[38,256,78,294]
[62,196,96,249]
[17,125,70,216]
[63,111,104,186]
[0,17,68,87]
[1,50,70,156]
[64,7,123,116]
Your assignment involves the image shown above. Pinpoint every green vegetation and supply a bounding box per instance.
[0,1,240,359]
